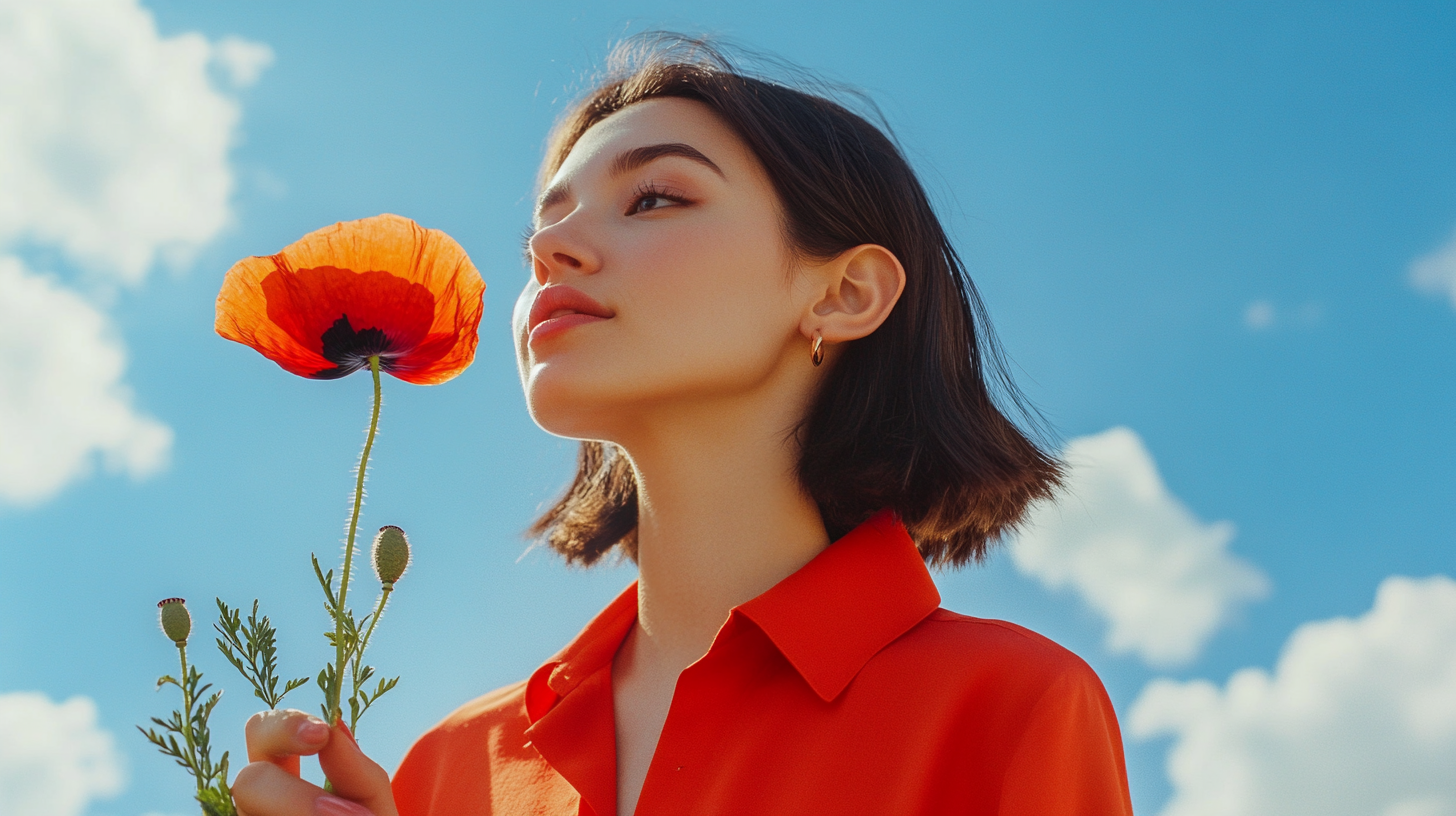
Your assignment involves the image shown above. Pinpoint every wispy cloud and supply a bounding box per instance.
[214,36,275,88]
[1131,575,1456,816]
[1244,300,1276,330]
[1410,225,1456,311]
[1011,427,1269,667]
[1243,300,1324,332]
[0,692,125,816]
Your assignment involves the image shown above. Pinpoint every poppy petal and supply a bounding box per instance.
[216,214,485,385]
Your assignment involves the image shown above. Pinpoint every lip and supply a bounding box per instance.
[527,285,614,345]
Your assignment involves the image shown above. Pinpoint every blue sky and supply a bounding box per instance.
[1,2,1453,814]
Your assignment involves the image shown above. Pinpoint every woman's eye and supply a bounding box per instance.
[627,185,686,215]
[632,195,671,213]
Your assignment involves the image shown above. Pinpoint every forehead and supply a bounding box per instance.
[551,97,755,184]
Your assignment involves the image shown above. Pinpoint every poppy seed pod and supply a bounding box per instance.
[157,598,191,645]
[372,526,410,589]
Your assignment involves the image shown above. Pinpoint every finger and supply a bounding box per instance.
[246,709,331,773]
[316,721,398,816]
[232,761,344,816]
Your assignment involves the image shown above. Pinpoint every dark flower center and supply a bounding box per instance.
[314,314,398,379]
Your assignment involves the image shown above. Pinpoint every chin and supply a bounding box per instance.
[523,361,634,442]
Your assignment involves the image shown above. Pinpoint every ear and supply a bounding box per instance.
[802,244,906,348]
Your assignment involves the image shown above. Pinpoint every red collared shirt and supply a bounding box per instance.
[392,510,1133,815]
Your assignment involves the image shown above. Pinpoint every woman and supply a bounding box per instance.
[232,36,1134,816]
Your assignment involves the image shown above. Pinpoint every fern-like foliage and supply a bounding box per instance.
[312,552,399,732]
[138,652,236,816]
[347,646,400,733]
[215,598,309,709]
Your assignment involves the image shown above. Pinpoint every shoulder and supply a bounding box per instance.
[438,679,529,727]
[393,680,547,814]
[913,612,1138,813]
[886,611,1133,814]
[394,679,531,780]
[858,607,1113,721]
[405,679,530,753]
[902,608,1102,683]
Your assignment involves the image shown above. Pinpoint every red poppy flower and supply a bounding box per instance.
[215,214,485,385]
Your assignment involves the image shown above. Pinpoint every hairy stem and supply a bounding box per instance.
[331,355,382,724]
[356,587,391,676]
[349,585,393,730]
[177,643,203,795]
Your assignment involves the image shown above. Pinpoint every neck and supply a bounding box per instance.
[617,384,830,670]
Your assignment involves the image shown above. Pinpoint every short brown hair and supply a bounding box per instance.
[529,35,1061,568]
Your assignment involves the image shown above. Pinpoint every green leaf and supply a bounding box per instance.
[312,554,338,611]
[198,785,238,816]
[140,636,231,802]
[213,597,303,709]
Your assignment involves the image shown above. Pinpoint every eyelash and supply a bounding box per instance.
[627,181,689,214]
[523,181,690,264]
[520,224,535,267]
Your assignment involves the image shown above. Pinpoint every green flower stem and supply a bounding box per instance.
[331,355,383,724]
[177,642,203,795]
[356,587,392,675]
[346,585,393,732]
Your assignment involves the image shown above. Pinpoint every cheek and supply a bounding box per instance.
[623,220,795,377]
[521,209,797,439]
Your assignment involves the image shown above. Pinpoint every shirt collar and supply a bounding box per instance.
[525,508,942,720]
[736,508,942,702]
[526,581,638,722]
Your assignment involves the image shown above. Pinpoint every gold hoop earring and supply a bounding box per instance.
[811,334,825,367]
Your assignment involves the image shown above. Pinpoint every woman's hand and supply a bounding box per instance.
[232,709,398,816]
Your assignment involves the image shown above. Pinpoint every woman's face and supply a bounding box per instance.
[514,97,810,441]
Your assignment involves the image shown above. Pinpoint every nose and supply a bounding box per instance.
[528,216,602,285]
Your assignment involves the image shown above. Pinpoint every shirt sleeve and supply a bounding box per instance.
[996,660,1134,816]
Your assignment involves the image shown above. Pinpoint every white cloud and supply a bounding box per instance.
[1410,225,1456,311]
[0,256,172,505]
[1243,299,1323,331]
[1010,427,1269,666]
[0,0,269,503]
[0,0,271,282]
[1130,575,1456,816]
[1243,300,1275,330]
[0,692,125,816]
[214,36,275,88]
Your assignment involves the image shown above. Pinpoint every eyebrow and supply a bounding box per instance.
[535,142,725,218]
[609,142,724,179]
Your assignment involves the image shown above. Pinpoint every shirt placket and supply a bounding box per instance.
[631,613,766,815]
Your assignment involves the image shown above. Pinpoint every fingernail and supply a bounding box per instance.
[315,794,372,816]
[298,717,329,742]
